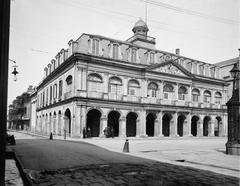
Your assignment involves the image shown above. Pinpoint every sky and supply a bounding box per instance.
[8,0,239,104]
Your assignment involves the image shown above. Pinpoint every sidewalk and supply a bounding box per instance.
[13,130,240,178]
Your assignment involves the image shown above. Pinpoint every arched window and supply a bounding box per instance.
[147,82,158,97]
[192,88,200,102]
[113,44,119,59]
[178,86,187,100]
[88,73,103,92]
[163,84,174,99]
[203,90,211,103]
[66,75,73,93]
[215,92,222,104]
[109,77,122,94]
[128,79,140,96]
[66,75,72,85]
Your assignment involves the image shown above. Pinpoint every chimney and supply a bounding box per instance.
[176,48,180,55]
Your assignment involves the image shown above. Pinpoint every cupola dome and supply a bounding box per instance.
[132,18,149,35]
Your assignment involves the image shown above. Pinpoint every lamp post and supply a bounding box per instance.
[225,52,240,155]
[9,59,19,81]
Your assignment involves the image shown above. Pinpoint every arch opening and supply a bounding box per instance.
[177,115,186,136]
[107,111,120,137]
[146,113,156,137]
[162,113,172,136]
[64,109,71,136]
[126,112,137,137]
[87,109,101,137]
[191,116,199,136]
[203,116,211,136]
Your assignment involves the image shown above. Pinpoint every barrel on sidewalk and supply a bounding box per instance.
[123,139,129,153]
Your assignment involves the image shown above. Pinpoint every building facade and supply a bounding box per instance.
[34,19,229,138]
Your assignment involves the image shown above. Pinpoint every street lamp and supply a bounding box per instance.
[225,52,240,155]
[9,59,19,81]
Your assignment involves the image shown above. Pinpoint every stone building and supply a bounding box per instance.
[34,19,229,138]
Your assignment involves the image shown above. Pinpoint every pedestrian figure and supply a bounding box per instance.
[49,132,53,140]
[111,127,114,138]
[87,127,91,138]
[83,127,86,139]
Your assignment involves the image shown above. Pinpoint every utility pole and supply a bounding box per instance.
[0,0,11,185]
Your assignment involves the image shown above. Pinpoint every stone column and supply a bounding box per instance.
[159,81,163,100]
[80,106,87,137]
[119,116,126,138]
[197,115,203,136]
[170,112,178,136]
[139,110,147,137]
[58,114,62,135]
[73,106,81,137]
[208,117,215,136]
[156,111,163,137]
[187,113,192,136]
[53,115,57,134]
[174,83,178,101]
[82,68,87,91]
[100,116,107,137]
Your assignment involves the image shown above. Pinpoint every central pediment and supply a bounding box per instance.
[146,60,194,78]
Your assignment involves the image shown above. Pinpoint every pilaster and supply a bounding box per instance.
[170,112,178,137]
[100,116,107,137]
[119,116,126,138]
[197,115,203,136]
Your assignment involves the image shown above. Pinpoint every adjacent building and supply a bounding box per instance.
[34,19,229,138]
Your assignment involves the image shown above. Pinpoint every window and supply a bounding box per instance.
[215,92,222,104]
[109,77,122,94]
[192,88,200,102]
[113,44,119,59]
[150,52,155,64]
[178,86,187,100]
[54,84,58,100]
[147,82,158,97]
[50,86,52,103]
[59,80,62,100]
[128,79,140,96]
[203,90,211,103]
[43,91,45,106]
[131,48,137,62]
[66,75,72,85]
[46,88,48,105]
[163,84,174,100]
[88,73,103,92]
[92,39,99,55]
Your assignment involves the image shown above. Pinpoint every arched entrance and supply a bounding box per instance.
[177,115,186,136]
[87,109,101,137]
[107,111,120,137]
[162,113,172,136]
[191,116,199,136]
[203,116,211,136]
[146,113,156,137]
[126,112,137,137]
[215,116,221,136]
[64,109,71,136]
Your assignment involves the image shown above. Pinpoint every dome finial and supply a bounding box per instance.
[132,18,149,35]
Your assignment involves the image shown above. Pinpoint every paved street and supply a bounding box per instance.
[7,131,240,185]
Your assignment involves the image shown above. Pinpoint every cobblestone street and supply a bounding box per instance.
[28,162,239,186]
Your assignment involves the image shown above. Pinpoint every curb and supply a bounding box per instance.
[12,151,35,186]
